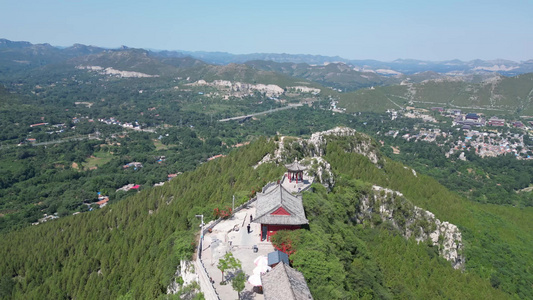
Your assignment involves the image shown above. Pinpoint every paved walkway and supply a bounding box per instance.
[197,175,313,299]
[200,201,274,300]
[280,173,314,194]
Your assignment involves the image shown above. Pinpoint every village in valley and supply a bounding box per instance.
[26,101,533,229]
[383,107,533,160]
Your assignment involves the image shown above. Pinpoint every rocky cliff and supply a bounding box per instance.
[357,186,464,269]
[257,127,381,188]
[166,260,202,298]
[190,79,284,97]
[306,127,381,165]
[256,127,464,269]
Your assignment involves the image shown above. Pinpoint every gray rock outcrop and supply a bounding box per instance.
[358,186,464,269]
[167,260,201,297]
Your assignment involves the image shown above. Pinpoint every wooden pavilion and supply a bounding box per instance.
[253,184,308,241]
[261,262,313,300]
[285,161,307,183]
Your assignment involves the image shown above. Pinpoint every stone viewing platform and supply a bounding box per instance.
[195,175,314,299]
[199,199,274,299]
[193,157,316,299]
[280,172,313,194]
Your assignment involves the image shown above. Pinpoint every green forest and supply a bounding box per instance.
[0,139,284,299]
[0,79,350,233]
[0,41,532,299]
[1,135,532,299]
[273,137,533,299]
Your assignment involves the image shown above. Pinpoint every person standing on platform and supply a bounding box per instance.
[250,214,253,222]
[247,224,251,233]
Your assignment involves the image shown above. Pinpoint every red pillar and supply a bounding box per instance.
[288,171,291,183]
[296,171,298,183]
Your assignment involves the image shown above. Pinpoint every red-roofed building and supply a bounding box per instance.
[253,184,308,241]
[512,121,524,128]
[116,184,140,192]
[95,197,109,208]
[488,117,505,126]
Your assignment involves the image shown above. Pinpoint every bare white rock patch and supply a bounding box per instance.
[77,65,159,78]
[167,260,200,295]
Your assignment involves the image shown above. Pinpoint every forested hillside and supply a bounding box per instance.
[244,60,396,92]
[0,78,351,233]
[338,73,533,114]
[1,38,532,300]
[272,136,533,299]
[0,139,284,299]
[273,181,511,299]
[323,137,533,298]
[2,134,532,299]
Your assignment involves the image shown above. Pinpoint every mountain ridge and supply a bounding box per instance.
[2,38,533,76]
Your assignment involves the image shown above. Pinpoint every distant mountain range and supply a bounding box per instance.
[161,49,533,77]
[2,38,533,77]
[0,39,324,93]
[1,38,532,114]
[153,48,533,76]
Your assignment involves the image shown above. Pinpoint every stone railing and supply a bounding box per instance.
[231,197,257,215]
[194,253,220,300]
[195,195,258,299]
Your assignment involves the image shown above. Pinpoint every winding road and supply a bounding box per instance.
[218,104,303,122]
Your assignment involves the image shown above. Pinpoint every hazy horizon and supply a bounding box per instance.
[1,0,532,62]
[3,37,531,64]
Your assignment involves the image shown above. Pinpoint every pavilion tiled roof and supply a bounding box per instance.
[284,161,307,172]
[253,184,308,225]
[261,262,313,300]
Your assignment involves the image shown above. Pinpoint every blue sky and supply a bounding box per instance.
[1,0,532,61]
